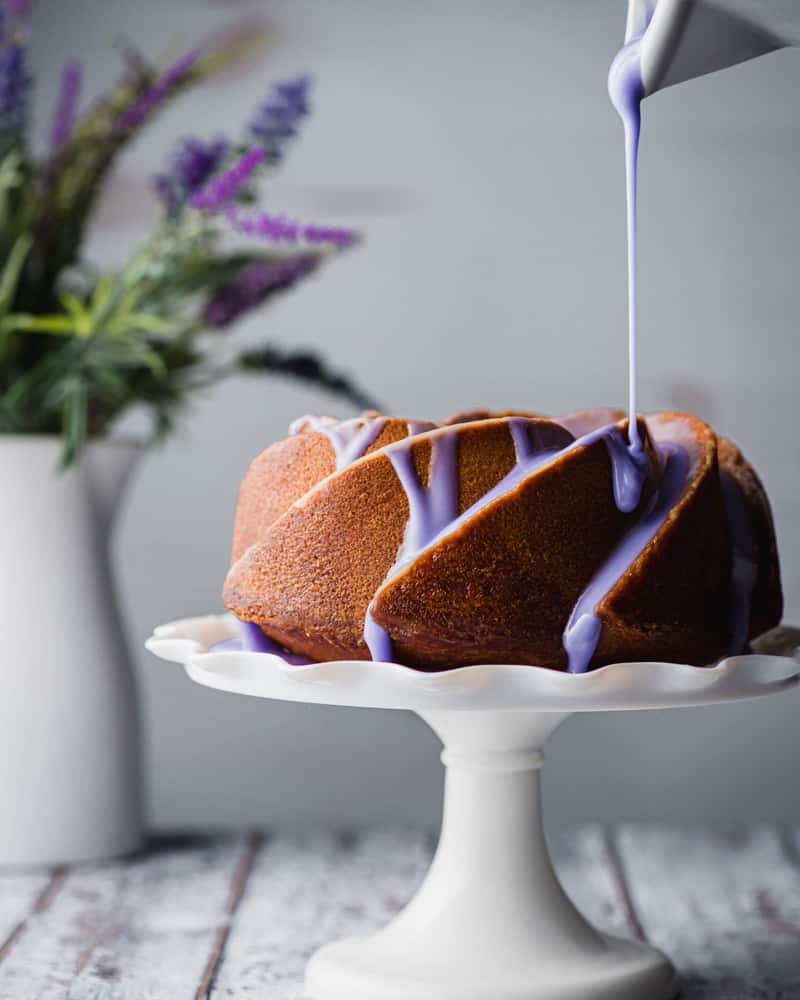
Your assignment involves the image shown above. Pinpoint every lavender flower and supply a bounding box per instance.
[154,135,228,217]
[189,147,265,211]
[49,61,81,150]
[0,41,29,135]
[5,0,31,16]
[203,256,318,327]
[227,206,356,249]
[249,74,310,161]
[301,223,358,248]
[117,49,198,131]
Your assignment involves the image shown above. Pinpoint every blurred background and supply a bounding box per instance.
[31,0,799,831]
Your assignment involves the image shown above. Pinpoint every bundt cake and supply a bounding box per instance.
[223,409,782,672]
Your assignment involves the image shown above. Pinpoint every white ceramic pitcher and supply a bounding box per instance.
[627,0,800,93]
[0,436,142,867]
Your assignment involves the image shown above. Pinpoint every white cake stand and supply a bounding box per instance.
[147,615,799,1000]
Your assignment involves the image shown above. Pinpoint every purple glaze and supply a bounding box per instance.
[208,621,311,664]
[563,442,691,674]
[719,469,758,654]
[290,414,388,470]
[574,422,649,513]
[609,30,646,454]
[237,619,312,664]
[363,609,394,662]
[604,18,750,668]
[407,420,431,436]
[389,431,459,563]
[421,419,649,545]
[363,431,459,661]
[240,619,277,652]
[363,417,651,663]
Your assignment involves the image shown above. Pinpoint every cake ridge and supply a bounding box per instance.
[563,439,691,673]
[720,467,759,654]
[367,415,656,667]
[364,416,575,661]
[283,415,534,516]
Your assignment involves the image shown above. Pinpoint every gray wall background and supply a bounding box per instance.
[32,1,799,830]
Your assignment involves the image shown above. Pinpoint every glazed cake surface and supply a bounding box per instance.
[223,409,782,672]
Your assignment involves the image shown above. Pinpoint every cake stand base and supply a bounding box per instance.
[147,615,799,1000]
[308,936,671,1000]
[306,710,675,1000]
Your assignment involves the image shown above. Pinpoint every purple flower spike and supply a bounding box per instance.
[0,42,29,134]
[50,61,82,150]
[154,135,228,217]
[203,256,318,328]
[174,137,228,192]
[230,208,299,242]
[228,206,356,249]
[118,49,198,131]
[249,74,311,161]
[189,147,265,211]
[5,0,31,17]
[301,223,357,248]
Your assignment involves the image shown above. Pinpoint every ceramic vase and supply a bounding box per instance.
[0,435,143,867]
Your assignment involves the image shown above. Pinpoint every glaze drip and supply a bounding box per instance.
[290,414,388,470]
[407,420,432,437]
[236,619,312,664]
[365,417,654,666]
[364,431,460,662]
[389,432,459,568]
[563,442,691,674]
[573,422,648,513]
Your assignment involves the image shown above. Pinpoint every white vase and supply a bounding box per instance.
[0,435,143,867]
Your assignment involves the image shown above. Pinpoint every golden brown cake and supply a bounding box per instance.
[223,409,782,672]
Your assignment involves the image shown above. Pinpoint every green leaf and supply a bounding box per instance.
[0,150,25,228]
[58,379,89,468]
[89,274,116,320]
[91,278,114,306]
[2,313,77,335]
[59,291,91,326]
[123,343,168,378]
[0,233,32,318]
[106,311,177,337]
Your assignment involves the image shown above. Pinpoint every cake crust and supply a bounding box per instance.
[230,415,434,564]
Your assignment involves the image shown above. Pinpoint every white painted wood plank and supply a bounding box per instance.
[551,826,642,940]
[210,831,433,1000]
[0,869,60,957]
[0,835,252,1000]
[616,826,800,999]
[0,828,794,998]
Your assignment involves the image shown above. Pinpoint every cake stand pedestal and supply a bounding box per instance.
[147,615,800,1000]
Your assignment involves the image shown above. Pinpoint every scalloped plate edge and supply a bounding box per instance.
[145,615,800,713]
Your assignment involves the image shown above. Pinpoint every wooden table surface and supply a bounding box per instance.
[0,826,798,999]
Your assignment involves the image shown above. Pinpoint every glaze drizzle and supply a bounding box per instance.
[562,442,690,673]
[608,18,646,454]
[365,417,661,669]
[290,413,388,470]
